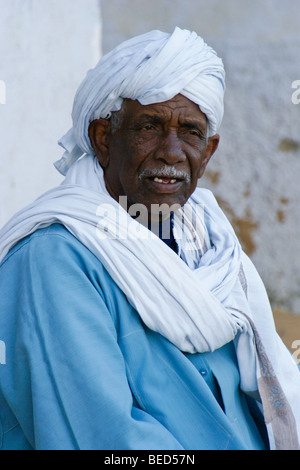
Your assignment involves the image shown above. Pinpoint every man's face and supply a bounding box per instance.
[90,94,219,216]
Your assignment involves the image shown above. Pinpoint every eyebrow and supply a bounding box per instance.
[133,114,164,125]
[180,119,206,132]
[133,114,206,131]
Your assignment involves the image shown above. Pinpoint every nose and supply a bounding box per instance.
[154,130,186,165]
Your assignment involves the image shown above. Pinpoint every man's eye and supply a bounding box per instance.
[188,129,202,137]
[142,124,155,131]
[186,129,206,140]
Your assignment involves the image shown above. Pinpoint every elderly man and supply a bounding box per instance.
[0,28,299,451]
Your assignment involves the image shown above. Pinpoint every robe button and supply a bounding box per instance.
[199,369,207,376]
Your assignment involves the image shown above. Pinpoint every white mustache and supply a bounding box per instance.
[138,165,191,182]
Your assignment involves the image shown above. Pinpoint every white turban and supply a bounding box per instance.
[55,27,225,175]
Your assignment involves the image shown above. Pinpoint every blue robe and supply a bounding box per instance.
[0,224,268,450]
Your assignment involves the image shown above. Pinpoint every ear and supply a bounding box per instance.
[88,118,111,168]
[198,134,220,178]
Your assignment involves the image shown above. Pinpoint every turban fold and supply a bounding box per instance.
[55,27,225,175]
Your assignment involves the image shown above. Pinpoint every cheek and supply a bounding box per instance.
[190,153,206,178]
[132,136,157,155]
[124,140,156,173]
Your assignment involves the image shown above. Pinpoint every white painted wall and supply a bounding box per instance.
[0,0,101,225]
[101,0,300,313]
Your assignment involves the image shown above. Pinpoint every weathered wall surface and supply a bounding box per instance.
[0,0,101,226]
[101,0,300,314]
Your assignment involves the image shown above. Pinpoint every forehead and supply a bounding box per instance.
[122,94,207,128]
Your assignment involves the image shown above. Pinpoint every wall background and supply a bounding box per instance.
[1,0,300,318]
[0,0,101,224]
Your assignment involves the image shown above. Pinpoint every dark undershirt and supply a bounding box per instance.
[148,216,178,254]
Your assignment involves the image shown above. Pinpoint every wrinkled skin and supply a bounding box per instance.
[89,94,219,219]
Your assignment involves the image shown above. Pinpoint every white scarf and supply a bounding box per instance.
[0,154,299,450]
